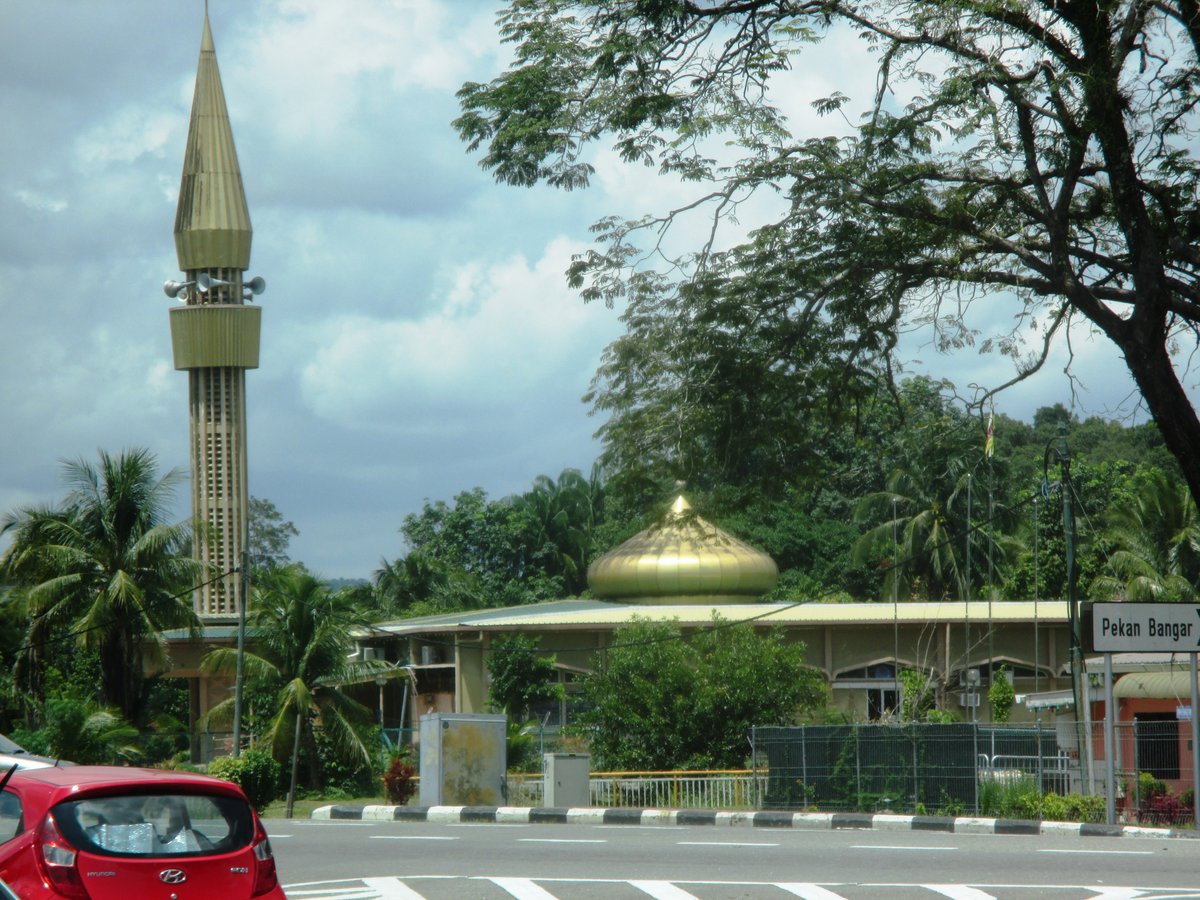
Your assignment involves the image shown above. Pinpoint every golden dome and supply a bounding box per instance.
[587,496,778,604]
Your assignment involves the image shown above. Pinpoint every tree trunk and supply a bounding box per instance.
[1119,339,1200,512]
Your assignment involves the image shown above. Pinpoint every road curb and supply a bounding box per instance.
[310,804,1198,839]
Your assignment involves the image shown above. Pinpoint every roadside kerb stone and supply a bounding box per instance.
[310,804,1196,839]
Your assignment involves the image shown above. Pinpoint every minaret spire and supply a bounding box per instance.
[168,12,263,621]
[174,12,251,271]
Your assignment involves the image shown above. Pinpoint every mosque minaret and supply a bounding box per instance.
[166,14,263,621]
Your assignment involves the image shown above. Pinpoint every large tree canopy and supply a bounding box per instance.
[456,0,1200,503]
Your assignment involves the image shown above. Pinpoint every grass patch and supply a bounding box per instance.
[260,795,387,820]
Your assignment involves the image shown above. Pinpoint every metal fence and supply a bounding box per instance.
[751,723,1068,815]
[390,718,1197,824]
[506,770,762,809]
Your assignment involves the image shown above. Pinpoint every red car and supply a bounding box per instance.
[0,764,285,899]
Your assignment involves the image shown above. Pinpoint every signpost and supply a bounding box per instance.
[1090,602,1200,652]
[1087,602,1200,826]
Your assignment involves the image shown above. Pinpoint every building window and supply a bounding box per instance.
[836,663,899,721]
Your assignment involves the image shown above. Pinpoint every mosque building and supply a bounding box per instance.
[361,494,1072,730]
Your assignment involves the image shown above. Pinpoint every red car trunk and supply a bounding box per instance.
[72,845,263,900]
[0,766,284,900]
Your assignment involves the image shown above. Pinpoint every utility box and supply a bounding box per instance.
[544,753,590,808]
[418,713,507,806]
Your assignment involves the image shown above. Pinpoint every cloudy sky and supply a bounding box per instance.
[0,1,1167,579]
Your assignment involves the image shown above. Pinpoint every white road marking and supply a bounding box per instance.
[367,835,457,840]
[777,884,852,899]
[851,844,958,851]
[282,876,1200,900]
[517,837,606,843]
[923,887,997,900]
[676,840,779,847]
[629,881,702,899]
[361,877,427,899]
[1038,848,1154,856]
[489,876,561,899]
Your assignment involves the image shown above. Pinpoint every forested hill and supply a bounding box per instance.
[368,382,1186,619]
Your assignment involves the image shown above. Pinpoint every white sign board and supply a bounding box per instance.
[1091,602,1200,652]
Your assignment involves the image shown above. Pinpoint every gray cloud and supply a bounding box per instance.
[0,0,1171,582]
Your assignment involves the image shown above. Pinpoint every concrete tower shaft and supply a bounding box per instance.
[171,15,260,621]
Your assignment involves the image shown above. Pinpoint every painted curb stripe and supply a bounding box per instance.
[911,816,955,832]
[307,804,1196,839]
[994,819,1040,835]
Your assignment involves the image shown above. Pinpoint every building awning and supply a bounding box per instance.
[1114,671,1200,699]
[1022,689,1075,711]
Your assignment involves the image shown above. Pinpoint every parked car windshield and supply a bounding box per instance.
[52,792,254,857]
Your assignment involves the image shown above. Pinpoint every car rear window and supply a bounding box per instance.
[0,737,23,755]
[51,792,254,858]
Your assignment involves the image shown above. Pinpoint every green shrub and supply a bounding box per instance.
[1065,793,1105,824]
[988,669,1015,723]
[978,775,1038,818]
[1039,792,1069,822]
[208,749,281,811]
[1010,790,1043,821]
[1138,771,1166,801]
[312,726,376,797]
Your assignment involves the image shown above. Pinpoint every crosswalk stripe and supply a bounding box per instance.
[361,876,427,899]
[283,887,377,899]
[777,884,851,899]
[629,881,702,899]
[489,876,561,899]
[924,887,997,900]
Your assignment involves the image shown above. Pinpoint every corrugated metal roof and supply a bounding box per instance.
[368,600,1070,636]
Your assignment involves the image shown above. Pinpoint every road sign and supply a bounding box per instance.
[1089,602,1200,652]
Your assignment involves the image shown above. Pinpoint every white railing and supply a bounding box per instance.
[978,752,1072,794]
[507,770,764,809]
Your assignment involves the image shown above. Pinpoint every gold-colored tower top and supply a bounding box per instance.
[587,496,779,604]
[174,15,252,271]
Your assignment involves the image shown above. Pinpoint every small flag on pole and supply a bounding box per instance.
[985,412,995,458]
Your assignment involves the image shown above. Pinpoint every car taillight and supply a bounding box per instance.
[36,813,88,899]
[250,815,278,897]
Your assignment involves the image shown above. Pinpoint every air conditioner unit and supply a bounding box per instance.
[362,647,382,661]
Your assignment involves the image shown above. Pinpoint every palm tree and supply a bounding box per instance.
[0,449,203,722]
[855,473,970,601]
[521,467,604,595]
[200,565,382,790]
[1092,469,1200,601]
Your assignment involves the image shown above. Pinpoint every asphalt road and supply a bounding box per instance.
[265,817,1200,899]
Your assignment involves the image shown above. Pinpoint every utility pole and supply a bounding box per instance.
[232,548,249,758]
[1045,425,1087,790]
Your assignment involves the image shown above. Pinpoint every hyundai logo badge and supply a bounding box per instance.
[159,868,187,884]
